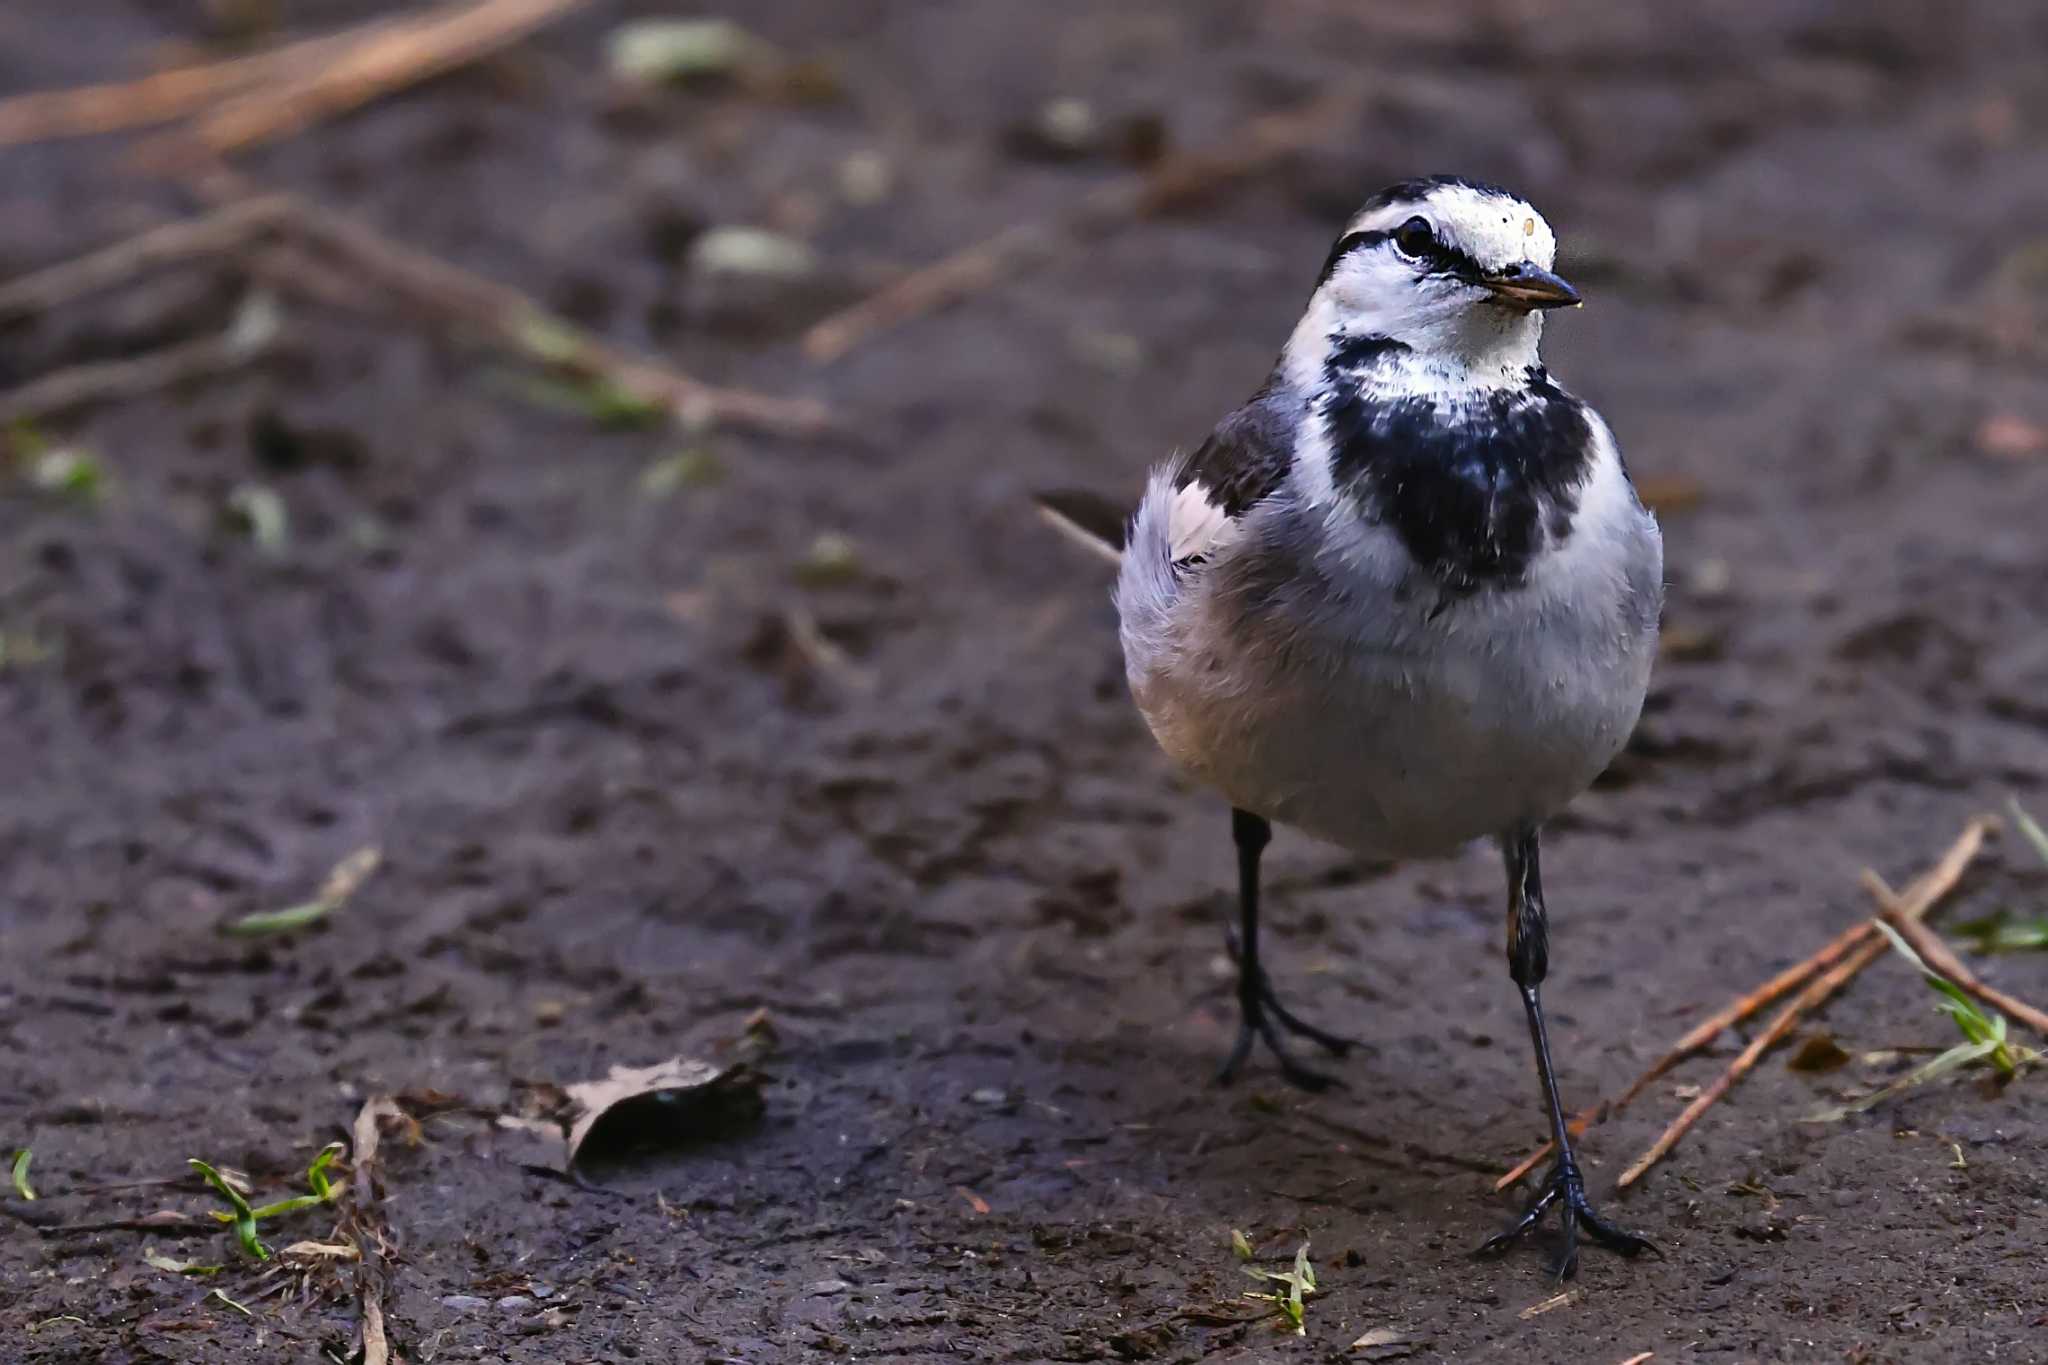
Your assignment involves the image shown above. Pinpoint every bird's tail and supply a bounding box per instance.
[1031,489,1129,566]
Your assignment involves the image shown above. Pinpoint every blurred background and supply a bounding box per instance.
[3,3,2046,1360]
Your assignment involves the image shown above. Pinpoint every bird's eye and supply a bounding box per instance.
[1392,217,1435,259]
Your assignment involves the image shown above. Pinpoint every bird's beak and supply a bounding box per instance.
[1480,263,1582,311]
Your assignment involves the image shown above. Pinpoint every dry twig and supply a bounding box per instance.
[1501,817,1999,1190]
[0,0,588,159]
[0,299,281,425]
[0,20,412,146]
[0,193,832,437]
[1612,815,1996,1188]
[0,196,289,317]
[1494,916,1873,1191]
[345,1097,406,1365]
[158,0,595,160]
[800,82,1372,364]
[1865,872,2048,1037]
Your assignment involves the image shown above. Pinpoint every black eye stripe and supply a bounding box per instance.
[1317,224,1497,287]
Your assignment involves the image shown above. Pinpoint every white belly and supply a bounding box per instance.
[1130,600,1650,857]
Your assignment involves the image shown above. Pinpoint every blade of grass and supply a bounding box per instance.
[1615,815,1999,1188]
[1240,1241,1316,1336]
[189,1158,268,1260]
[223,846,380,936]
[11,1148,34,1200]
[1867,874,2048,1040]
[1871,921,2025,1075]
[1954,913,2048,953]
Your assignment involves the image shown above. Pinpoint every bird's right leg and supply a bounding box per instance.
[1216,807,1356,1092]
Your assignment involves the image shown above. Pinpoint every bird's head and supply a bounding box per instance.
[1285,176,1578,397]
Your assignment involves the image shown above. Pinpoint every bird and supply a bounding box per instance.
[1035,175,1665,1276]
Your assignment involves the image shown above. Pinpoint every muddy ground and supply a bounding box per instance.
[5,2,2048,1362]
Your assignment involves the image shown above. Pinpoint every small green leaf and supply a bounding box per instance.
[29,448,107,503]
[11,1149,34,1200]
[246,1193,329,1220]
[221,898,333,936]
[306,1142,345,1202]
[1954,912,2048,953]
[190,1159,268,1261]
[223,848,380,937]
[1230,1228,1253,1261]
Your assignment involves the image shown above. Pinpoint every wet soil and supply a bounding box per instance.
[5,2,2048,1362]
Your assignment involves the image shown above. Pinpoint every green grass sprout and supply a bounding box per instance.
[11,1148,34,1200]
[1954,912,2048,953]
[29,447,107,503]
[244,1141,349,1219]
[1874,921,2024,1075]
[1241,1240,1317,1336]
[1808,922,2040,1120]
[223,847,381,937]
[190,1158,269,1261]
[1230,1227,1254,1261]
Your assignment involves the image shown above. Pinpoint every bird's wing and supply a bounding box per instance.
[1161,390,1294,565]
[1034,384,1294,571]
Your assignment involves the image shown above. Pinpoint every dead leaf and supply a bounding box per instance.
[564,1056,764,1167]
[1787,1032,1853,1073]
[281,1239,360,1261]
[1350,1326,1427,1358]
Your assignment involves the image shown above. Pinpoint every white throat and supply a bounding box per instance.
[1280,288,1547,404]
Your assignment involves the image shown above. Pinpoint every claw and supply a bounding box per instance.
[1477,1159,1657,1279]
[1216,1002,1342,1092]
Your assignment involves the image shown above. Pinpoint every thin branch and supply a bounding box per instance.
[0,192,833,437]
[0,19,416,146]
[1494,916,1871,1192]
[1866,872,2048,1037]
[0,196,292,317]
[0,317,279,425]
[1613,815,1996,1189]
[154,0,595,160]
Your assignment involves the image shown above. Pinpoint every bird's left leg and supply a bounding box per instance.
[1478,824,1656,1278]
[1216,808,1358,1092]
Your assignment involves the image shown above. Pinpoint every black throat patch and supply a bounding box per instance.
[1320,348,1595,595]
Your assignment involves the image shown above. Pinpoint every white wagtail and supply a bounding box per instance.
[1037,176,1664,1275]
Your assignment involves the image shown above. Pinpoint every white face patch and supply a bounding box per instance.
[1347,183,1557,275]
[1286,181,1563,395]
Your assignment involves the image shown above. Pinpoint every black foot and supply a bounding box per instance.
[1477,1159,1657,1279]
[1215,934,1359,1092]
[1216,1001,1340,1092]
